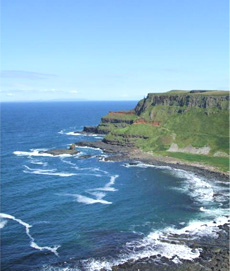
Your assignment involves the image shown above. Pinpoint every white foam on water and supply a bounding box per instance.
[66,132,80,136]
[61,130,104,137]
[164,215,229,238]
[0,219,8,229]
[91,175,119,192]
[98,155,108,162]
[200,207,207,212]
[30,160,48,166]
[123,162,171,170]
[74,194,112,205]
[14,150,78,158]
[60,158,77,166]
[169,169,214,203]
[57,193,112,205]
[23,166,76,177]
[91,167,109,175]
[81,215,230,271]
[0,213,60,256]
[42,265,80,271]
[87,191,107,200]
[123,162,217,204]
[14,150,53,157]
[72,166,108,175]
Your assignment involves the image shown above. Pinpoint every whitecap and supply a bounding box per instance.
[90,175,119,192]
[82,215,230,271]
[23,166,76,177]
[0,213,60,256]
[75,194,112,205]
[60,158,77,166]
[14,150,54,157]
[57,193,112,205]
[124,162,215,203]
[98,155,108,162]
[58,130,65,134]
[87,191,106,200]
[64,131,103,137]
[14,150,78,158]
[0,219,7,229]
[66,132,80,136]
[123,162,171,170]
[200,207,207,212]
[30,160,48,166]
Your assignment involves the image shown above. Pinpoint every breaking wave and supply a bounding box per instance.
[124,162,215,203]
[80,215,229,271]
[89,175,119,192]
[0,213,60,256]
[23,165,76,177]
[14,149,74,158]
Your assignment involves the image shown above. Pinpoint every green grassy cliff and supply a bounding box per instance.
[93,90,230,171]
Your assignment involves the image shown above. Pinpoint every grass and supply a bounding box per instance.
[148,90,229,96]
[161,152,229,172]
[102,113,138,121]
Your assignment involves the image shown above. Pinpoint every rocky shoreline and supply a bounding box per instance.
[75,140,229,181]
[112,224,229,271]
[112,223,230,271]
[74,139,229,271]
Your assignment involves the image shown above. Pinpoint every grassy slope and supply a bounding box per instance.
[161,152,229,172]
[102,113,138,121]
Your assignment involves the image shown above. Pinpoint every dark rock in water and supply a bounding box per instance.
[69,143,76,150]
[79,155,92,159]
[43,149,79,156]
[83,126,98,133]
[75,140,132,154]
[129,162,139,165]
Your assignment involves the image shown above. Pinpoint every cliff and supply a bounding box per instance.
[135,91,229,115]
[82,90,229,171]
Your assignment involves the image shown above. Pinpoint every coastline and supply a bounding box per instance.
[75,139,229,271]
[75,140,229,181]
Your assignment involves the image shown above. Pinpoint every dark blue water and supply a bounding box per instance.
[1,102,229,271]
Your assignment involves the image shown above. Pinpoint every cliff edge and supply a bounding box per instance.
[81,90,229,172]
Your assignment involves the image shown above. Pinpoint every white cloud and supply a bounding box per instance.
[69,90,79,94]
[7,93,14,96]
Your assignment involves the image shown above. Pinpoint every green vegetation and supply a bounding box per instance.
[163,152,229,172]
[100,90,229,172]
[102,113,138,121]
[148,90,229,96]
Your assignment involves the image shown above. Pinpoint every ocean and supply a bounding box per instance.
[1,101,229,271]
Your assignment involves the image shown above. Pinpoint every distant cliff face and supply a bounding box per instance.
[135,93,229,115]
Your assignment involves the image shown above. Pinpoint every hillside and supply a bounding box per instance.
[83,90,229,171]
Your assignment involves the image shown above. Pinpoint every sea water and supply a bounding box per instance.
[1,102,229,271]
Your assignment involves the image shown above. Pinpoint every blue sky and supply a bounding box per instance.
[1,0,229,101]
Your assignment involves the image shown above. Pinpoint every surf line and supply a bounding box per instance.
[0,213,60,256]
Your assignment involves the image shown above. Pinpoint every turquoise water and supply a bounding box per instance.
[1,102,229,271]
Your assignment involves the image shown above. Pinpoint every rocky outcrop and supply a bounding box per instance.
[43,149,79,155]
[69,143,76,150]
[83,126,99,133]
[135,93,229,115]
[101,117,134,124]
[75,140,132,153]
[168,143,211,155]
